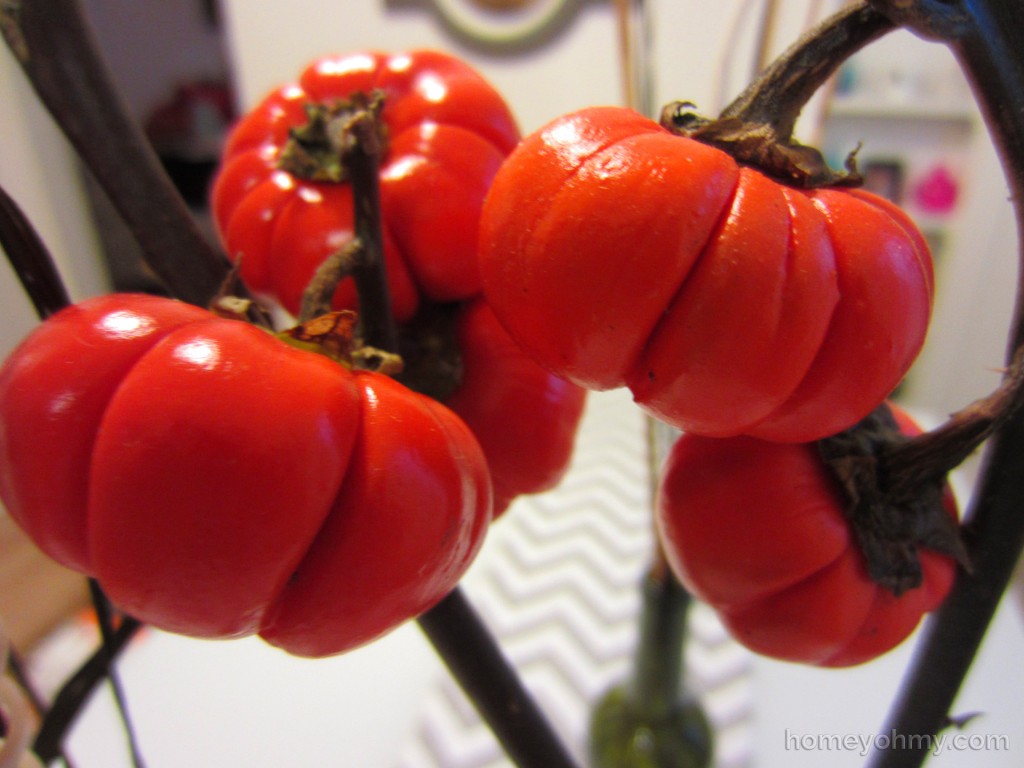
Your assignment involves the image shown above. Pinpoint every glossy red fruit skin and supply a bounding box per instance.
[480,106,933,443]
[445,298,587,516]
[211,49,520,320]
[0,294,492,656]
[655,406,957,667]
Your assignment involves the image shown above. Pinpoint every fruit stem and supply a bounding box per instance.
[884,346,1024,491]
[819,347,1024,596]
[331,93,398,354]
[661,2,895,187]
[298,240,362,323]
[87,580,145,767]
[717,2,894,142]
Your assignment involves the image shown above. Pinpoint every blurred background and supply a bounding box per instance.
[1,1,1021,766]
[2,0,1014,445]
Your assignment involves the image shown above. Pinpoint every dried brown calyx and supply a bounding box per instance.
[818,347,1024,595]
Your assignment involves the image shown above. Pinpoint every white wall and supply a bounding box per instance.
[0,53,110,358]
[220,0,621,133]
[0,0,228,364]
[823,26,1020,422]
[218,0,829,130]
[901,99,1020,420]
[82,0,229,121]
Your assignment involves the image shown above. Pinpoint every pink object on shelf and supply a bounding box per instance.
[913,165,960,215]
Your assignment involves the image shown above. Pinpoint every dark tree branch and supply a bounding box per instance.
[336,98,398,353]
[0,0,235,308]
[418,590,581,768]
[865,0,1024,766]
[661,2,896,187]
[88,581,146,768]
[324,86,574,768]
[0,183,71,317]
[33,617,143,764]
[718,2,895,138]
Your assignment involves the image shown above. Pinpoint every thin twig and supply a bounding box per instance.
[33,618,144,764]
[343,108,398,353]
[88,581,146,768]
[5,649,78,768]
[298,239,362,323]
[0,185,79,765]
[0,183,71,317]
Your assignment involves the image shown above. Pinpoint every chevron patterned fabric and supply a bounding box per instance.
[398,389,754,768]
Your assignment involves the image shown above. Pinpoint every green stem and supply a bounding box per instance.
[592,419,711,768]
[630,564,691,716]
[588,556,712,768]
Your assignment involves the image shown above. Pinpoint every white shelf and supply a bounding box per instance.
[826,95,976,124]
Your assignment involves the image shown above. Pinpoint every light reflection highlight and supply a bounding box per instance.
[173,339,220,371]
[317,53,376,77]
[99,311,154,340]
[416,74,448,104]
[382,155,427,182]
